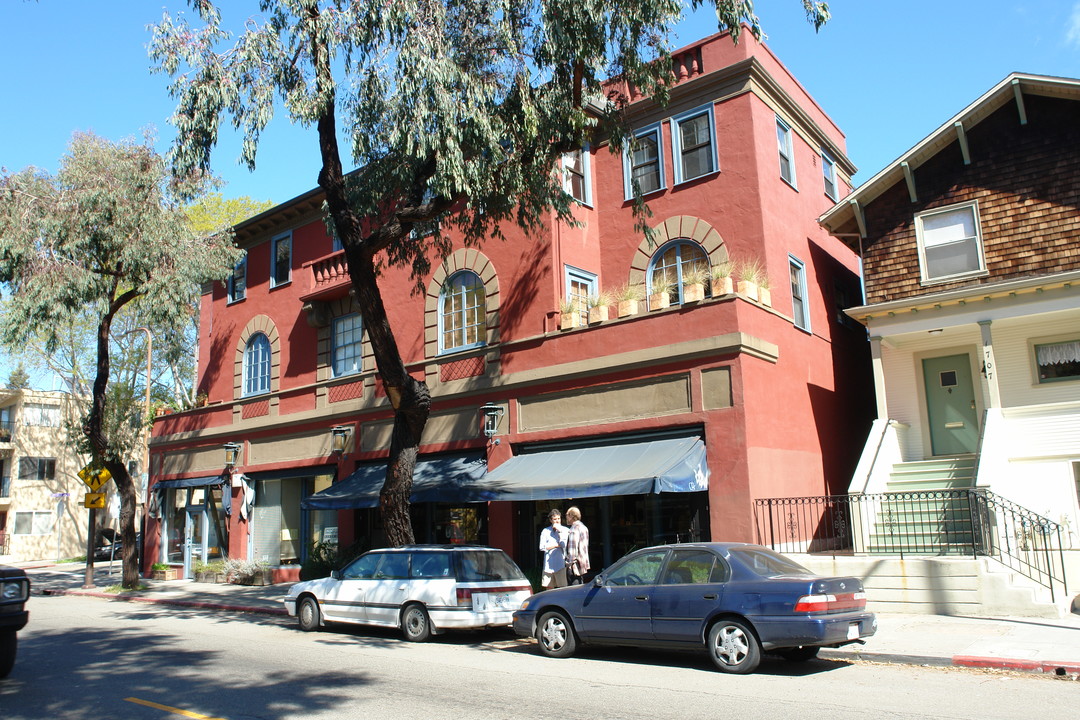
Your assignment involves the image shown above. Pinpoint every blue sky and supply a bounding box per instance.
[1,1,1079,386]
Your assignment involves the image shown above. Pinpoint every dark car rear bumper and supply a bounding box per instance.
[754,612,877,650]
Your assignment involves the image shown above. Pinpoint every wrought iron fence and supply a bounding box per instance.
[754,489,1068,603]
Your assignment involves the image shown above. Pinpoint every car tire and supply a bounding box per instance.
[401,604,432,642]
[779,645,820,662]
[536,611,577,659]
[0,631,16,679]
[298,596,321,632]
[707,618,761,674]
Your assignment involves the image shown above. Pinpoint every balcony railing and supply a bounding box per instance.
[754,489,1068,603]
[0,475,9,498]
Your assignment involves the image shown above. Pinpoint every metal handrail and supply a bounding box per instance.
[754,489,1067,602]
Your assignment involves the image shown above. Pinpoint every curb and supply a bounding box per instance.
[953,655,1080,678]
[41,587,288,617]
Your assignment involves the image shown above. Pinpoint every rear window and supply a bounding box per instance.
[411,552,453,578]
[730,547,812,578]
[455,550,525,582]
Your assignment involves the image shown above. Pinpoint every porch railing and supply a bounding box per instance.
[754,489,1068,603]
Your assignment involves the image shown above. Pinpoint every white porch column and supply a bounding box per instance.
[978,320,1002,409]
[869,336,888,419]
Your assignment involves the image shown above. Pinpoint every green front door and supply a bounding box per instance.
[922,354,979,456]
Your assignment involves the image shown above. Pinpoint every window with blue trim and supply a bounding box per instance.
[671,106,717,184]
[623,124,665,199]
[243,333,272,396]
[648,241,709,306]
[821,150,838,200]
[439,271,486,353]
[332,314,363,377]
[776,117,796,187]
[271,232,292,287]
[565,266,597,325]
[228,256,246,302]
[789,256,810,331]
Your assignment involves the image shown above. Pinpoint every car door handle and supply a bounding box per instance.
[398,584,408,591]
[703,594,718,600]
[635,595,648,601]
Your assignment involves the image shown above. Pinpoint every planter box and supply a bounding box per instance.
[683,282,706,303]
[587,306,609,324]
[711,277,733,296]
[758,287,772,307]
[648,293,671,311]
[736,279,759,302]
[559,312,582,330]
[229,569,274,586]
[617,299,640,318]
[151,567,181,581]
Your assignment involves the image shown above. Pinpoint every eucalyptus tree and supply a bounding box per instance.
[0,132,240,588]
[151,0,829,544]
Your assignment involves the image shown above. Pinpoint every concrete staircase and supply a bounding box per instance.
[867,456,977,554]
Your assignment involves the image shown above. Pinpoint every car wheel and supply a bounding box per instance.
[0,631,16,679]
[536,611,577,658]
[401,604,432,642]
[298,596,321,632]
[707,619,761,674]
[780,646,820,662]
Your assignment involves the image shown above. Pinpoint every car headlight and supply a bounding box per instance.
[518,598,531,612]
[2,581,28,601]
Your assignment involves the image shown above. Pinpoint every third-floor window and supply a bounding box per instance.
[271,232,292,288]
[439,271,486,354]
[332,314,363,377]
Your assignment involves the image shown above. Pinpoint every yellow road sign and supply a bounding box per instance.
[78,465,112,492]
[83,492,106,509]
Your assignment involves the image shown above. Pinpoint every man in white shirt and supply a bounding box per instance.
[538,509,568,588]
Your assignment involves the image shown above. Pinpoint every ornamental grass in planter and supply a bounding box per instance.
[558,299,583,330]
[613,284,644,318]
[710,261,734,296]
[150,562,181,581]
[735,258,766,302]
[681,265,709,303]
[648,278,674,311]
[225,558,273,586]
[586,291,611,324]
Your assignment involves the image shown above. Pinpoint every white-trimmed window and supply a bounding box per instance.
[243,333,272,396]
[18,456,56,480]
[648,240,709,306]
[623,123,665,199]
[332,314,363,378]
[271,232,292,288]
[565,266,597,325]
[789,256,810,331]
[228,256,247,302]
[562,147,592,205]
[671,105,717,184]
[915,202,986,283]
[439,271,487,353]
[22,403,61,427]
[1034,339,1080,384]
[776,117,796,187]
[821,150,838,200]
[13,511,53,536]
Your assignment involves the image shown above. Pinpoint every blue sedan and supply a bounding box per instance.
[513,542,876,674]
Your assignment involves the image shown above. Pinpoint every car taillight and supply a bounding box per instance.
[794,592,866,613]
[456,588,473,606]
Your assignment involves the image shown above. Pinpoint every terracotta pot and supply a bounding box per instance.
[712,277,733,296]
[559,312,582,330]
[737,280,759,302]
[588,306,609,324]
[648,293,671,310]
[617,299,640,318]
[758,287,772,307]
[683,282,706,303]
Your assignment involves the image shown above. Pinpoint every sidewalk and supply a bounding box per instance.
[20,561,1080,678]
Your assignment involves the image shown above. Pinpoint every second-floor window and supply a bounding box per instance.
[915,201,986,283]
[565,266,597,325]
[624,124,665,199]
[1034,339,1080,384]
[439,271,486,353]
[822,150,838,200]
[23,403,61,427]
[19,456,56,481]
[789,256,810,331]
[776,117,796,187]
[228,256,247,302]
[672,105,717,184]
[648,240,709,306]
[562,147,592,205]
[244,333,272,396]
[332,314,363,377]
[271,232,292,288]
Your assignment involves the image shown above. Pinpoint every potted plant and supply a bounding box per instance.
[150,562,180,581]
[681,265,709,303]
[710,261,734,297]
[586,291,611,324]
[558,298,583,330]
[194,559,226,583]
[736,258,765,302]
[225,558,273,586]
[648,278,674,311]
[757,274,772,307]
[613,284,645,318]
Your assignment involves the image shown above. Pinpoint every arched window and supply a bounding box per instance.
[647,240,710,306]
[243,333,272,396]
[439,271,487,353]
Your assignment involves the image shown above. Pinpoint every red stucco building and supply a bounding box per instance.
[145,32,873,582]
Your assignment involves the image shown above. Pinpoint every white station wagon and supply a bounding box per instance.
[283,545,533,641]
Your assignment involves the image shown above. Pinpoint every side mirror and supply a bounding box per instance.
[330,570,340,580]
[592,575,604,588]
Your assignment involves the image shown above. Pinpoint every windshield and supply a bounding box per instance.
[729,547,812,577]
[456,550,526,582]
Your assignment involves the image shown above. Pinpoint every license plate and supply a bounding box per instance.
[474,592,512,611]
[847,622,860,640]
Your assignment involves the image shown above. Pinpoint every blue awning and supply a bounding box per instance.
[481,436,709,501]
[151,474,232,516]
[302,454,491,510]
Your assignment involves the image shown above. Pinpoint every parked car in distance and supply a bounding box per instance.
[0,565,30,679]
[514,542,876,674]
[283,545,533,642]
[93,532,142,562]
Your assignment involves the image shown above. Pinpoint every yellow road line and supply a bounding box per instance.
[124,697,226,720]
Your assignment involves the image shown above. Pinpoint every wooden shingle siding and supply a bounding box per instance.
[861,96,1080,305]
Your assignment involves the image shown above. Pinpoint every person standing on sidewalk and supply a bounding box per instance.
[564,506,590,585]
[538,509,568,589]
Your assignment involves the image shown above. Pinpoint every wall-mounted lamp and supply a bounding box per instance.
[223,442,242,468]
[480,402,504,439]
[331,425,353,455]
